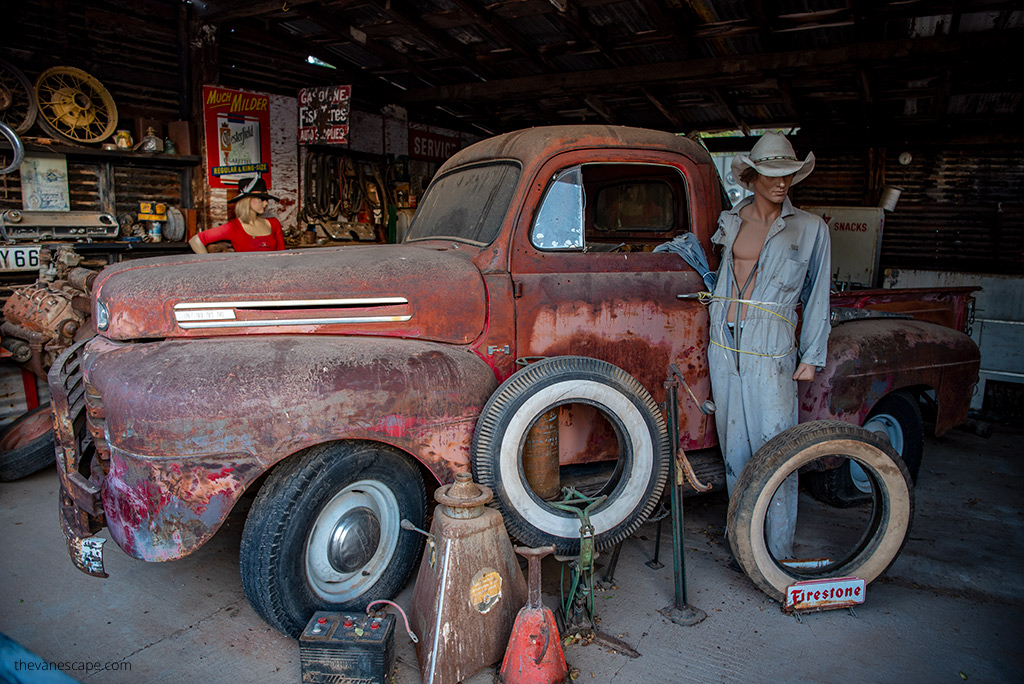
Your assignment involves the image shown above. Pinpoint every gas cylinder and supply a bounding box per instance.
[409,473,528,684]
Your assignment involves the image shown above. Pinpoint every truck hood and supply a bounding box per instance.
[93,244,487,343]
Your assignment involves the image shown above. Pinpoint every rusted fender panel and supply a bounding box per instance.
[102,449,265,562]
[83,335,498,562]
[92,244,486,344]
[830,286,978,332]
[800,319,980,434]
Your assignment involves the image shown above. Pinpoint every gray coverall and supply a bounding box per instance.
[708,196,831,559]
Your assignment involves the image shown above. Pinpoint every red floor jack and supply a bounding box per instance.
[500,546,569,684]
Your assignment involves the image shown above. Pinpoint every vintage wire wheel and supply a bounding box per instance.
[34,66,118,144]
[0,59,37,135]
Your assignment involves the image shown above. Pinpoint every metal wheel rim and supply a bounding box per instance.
[304,479,400,602]
[0,59,37,135]
[854,413,904,494]
[35,66,118,144]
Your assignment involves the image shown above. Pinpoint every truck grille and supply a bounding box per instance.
[48,338,97,479]
[84,382,110,468]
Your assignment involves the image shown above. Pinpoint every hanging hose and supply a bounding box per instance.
[0,122,25,175]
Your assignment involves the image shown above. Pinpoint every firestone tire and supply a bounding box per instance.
[240,441,426,638]
[727,420,914,603]
[473,356,670,555]
[0,403,55,482]
[807,392,924,508]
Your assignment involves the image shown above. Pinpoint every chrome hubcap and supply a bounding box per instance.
[327,506,381,573]
[305,480,400,602]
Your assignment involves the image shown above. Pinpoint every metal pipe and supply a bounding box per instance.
[665,379,688,609]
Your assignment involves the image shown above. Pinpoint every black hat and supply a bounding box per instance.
[228,176,281,203]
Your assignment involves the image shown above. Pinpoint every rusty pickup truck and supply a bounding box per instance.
[49,125,979,637]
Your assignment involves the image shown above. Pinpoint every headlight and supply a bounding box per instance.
[95,300,109,331]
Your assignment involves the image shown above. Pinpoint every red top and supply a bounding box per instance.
[197,217,285,252]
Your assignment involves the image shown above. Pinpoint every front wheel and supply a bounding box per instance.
[728,420,914,603]
[240,441,426,637]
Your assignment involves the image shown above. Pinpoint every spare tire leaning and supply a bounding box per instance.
[727,420,914,603]
[0,402,56,481]
[473,356,669,555]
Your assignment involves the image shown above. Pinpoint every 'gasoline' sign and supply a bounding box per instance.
[298,85,352,145]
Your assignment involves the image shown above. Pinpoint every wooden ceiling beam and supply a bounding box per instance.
[370,0,494,82]
[403,30,1023,104]
[195,0,323,23]
[298,6,438,87]
[641,87,688,132]
[226,23,402,99]
[446,0,557,72]
[707,87,749,135]
[583,94,617,124]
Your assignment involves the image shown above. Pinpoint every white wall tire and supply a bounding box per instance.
[473,356,669,554]
[727,420,914,602]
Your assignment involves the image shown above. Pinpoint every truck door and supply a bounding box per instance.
[509,151,717,455]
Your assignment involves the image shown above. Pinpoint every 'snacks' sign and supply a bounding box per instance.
[298,85,352,145]
[202,85,273,189]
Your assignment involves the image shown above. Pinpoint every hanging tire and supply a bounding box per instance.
[807,392,923,507]
[727,420,914,603]
[0,403,55,482]
[473,356,669,555]
[240,441,426,638]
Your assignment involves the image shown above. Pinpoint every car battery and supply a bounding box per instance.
[299,611,396,684]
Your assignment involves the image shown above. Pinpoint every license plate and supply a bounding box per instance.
[0,245,41,272]
[785,576,866,612]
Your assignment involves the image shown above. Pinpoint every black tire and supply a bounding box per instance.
[728,420,914,602]
[0,59,38,135]
[0,403,55,482]
[808,391,924,507]
[240,441,426,638]
[473,356,669,554]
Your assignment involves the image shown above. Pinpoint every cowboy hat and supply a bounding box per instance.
[731,132,815,190]
[228,176,281,203]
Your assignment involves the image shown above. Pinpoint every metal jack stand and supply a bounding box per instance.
[659,364,710,627]
[552,488,640,659]
[551,488,604,635]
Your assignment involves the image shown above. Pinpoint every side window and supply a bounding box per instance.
[531,166,584,250]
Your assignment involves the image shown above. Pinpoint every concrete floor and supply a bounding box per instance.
[1,425,1022,683]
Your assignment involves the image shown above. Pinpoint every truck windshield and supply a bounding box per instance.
[405,162,521,245]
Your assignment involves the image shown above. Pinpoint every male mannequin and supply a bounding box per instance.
[708,132,831,559]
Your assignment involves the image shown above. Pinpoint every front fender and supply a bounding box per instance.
[800,319,980,434]
[84,335,498,561]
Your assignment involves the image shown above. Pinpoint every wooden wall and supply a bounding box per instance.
[792,143,1023,277]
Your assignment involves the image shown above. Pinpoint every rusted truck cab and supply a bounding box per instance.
[49,125,979,637]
